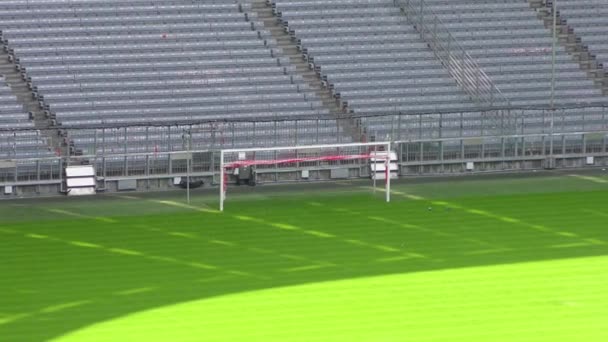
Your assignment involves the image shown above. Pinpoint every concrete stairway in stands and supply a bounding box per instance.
[249,0,365,142]
[0,40,65,155]
[529,0,608,95]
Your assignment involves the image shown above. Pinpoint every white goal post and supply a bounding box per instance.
[219,141,392,211]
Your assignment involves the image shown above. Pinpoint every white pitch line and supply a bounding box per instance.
[281,264,334,273]
[114,195,140,200]
[569,174,608,184]
[149,200,219,213]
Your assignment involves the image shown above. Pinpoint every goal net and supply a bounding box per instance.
[219,142,392,211]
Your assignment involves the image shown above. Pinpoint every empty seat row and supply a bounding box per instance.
[422,0,607,109]
[0,0,351,154]
[272,0,481,138]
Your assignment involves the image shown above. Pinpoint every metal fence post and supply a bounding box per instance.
[481,111,485,136]
[397,114,403,141]
[273,119,278,147]
[460,138,465,160]
[418,114,423,139]
[419,142,424,171]
[460,112,464,138]
[231,123,236,148]
[101,156,106,189]
[123,127,128,176]
[549,109,554,157]
[145,126,149,153]
[252,121,257,147]
[57,158,63,192]
[145,154,150,177]
[94,129,98,156]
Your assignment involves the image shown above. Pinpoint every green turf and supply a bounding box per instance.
[1,172,607,341]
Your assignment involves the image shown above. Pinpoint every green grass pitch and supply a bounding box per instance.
[1,171,607,341]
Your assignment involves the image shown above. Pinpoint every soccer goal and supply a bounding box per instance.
[219,141,392,211]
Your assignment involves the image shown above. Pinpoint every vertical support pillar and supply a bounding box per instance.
[397,114,403,141]
[35,160,40,182]
[439,113,443,139]
[59,158,64,192]
[274,119,278,147]
[582,134,587,154]
[480,111,485,136]
[542,135,547,155]
[210,151,216,184]
[145,126,149,154]
[521,110,525,135]
[501,137,506,170]
[385,142,391,203]
[419,141,424,174]
[460,112,464,138]
[252,121,257,148]
[399,143,404,176]
[549,109,555,157]
[145,155,150,177]
[439,140,444,173]
[372,144,377,192]
[460,138,465,160]
[186,156,190,204]
[168,153,172,175]
[186,131,191,205]
[219,150,225,212]
[102,157,107,190]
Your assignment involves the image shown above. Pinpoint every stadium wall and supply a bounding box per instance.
[1,130,607,199]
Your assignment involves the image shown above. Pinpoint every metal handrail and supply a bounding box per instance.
[395,0,510,108]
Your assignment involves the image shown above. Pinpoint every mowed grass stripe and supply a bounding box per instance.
[0,175,607,341]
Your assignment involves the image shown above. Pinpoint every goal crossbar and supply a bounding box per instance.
[219,141,391,211]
